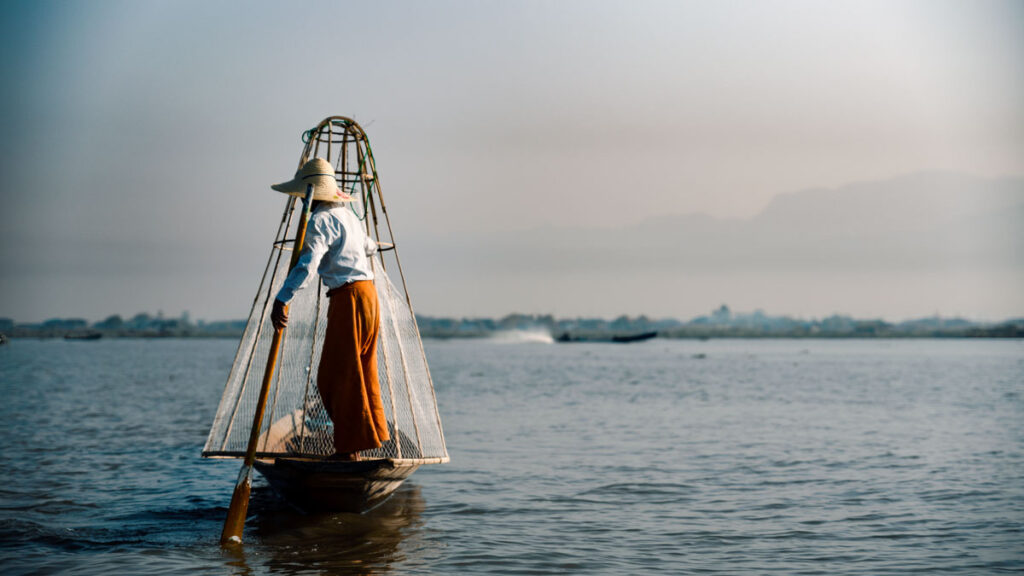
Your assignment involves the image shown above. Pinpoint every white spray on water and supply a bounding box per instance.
[487,329,555,344]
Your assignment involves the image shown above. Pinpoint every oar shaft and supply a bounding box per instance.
[219,325,285,543]
[221,185,315,545]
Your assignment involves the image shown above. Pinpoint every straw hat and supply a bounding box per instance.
[271,157,356,202]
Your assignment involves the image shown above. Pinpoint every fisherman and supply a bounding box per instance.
[269,157,389,461]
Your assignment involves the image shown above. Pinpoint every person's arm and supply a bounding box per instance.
[271,214,330,329]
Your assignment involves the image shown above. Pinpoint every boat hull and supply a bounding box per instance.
[253,457,420,513]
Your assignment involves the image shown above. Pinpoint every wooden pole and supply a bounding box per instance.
[221,183,315,546]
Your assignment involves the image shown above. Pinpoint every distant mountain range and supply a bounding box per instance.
[444,171,1024,273]
[397,171,1024,319]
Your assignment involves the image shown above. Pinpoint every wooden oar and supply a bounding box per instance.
[221,184,315,545]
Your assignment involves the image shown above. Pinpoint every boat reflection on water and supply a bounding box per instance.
[223,483,427,575]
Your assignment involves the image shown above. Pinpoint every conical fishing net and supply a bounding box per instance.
[202,118,447,463]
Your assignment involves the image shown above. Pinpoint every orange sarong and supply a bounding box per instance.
[317,280,390,453]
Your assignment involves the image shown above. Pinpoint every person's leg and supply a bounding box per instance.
[317,282,388,456]
[357,281,389,445]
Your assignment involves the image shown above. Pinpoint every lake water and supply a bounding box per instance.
[0,337,1022,574]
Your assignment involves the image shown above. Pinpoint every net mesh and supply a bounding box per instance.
[202,117,447,463]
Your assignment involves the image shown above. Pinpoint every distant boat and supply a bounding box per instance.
[64,331,102,340]
[0,333,7,345]
[611,331,658,343]
[556,331,658,343]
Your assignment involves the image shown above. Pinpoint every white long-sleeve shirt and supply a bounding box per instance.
[275,203,376,304]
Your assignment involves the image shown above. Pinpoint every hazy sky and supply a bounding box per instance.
[1,0,1022,322]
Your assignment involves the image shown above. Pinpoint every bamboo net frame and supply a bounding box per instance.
[203,117,448,464]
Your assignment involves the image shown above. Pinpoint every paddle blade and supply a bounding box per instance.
[220,467,252,545]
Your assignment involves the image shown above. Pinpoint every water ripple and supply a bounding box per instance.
[1,338,1022,574]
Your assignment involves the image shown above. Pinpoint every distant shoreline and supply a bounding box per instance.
[3,332,1021,341]
[3,308,1022,341]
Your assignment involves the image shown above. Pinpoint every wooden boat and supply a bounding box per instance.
[203,117,448,514]
[253,458,422,513]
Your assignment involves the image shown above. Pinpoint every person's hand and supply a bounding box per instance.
[271,299,288,331]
